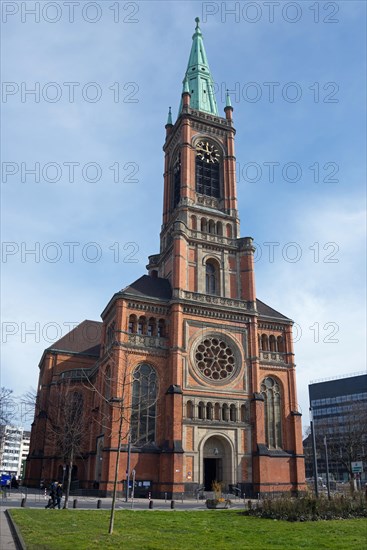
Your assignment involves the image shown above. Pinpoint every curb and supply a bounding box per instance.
[5,509,27,550]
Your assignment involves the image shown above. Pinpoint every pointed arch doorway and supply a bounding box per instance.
[202,436,233,491]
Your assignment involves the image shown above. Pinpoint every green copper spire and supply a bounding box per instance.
[183,77,190,95]
[225,90,232,108]
[179,17,218,116]
[166,106,173,126]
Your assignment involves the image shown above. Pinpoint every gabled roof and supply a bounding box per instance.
[121,275,172,301]
[47,320,102,356]
[256,299,291,321]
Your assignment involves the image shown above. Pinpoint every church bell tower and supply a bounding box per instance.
[143,18,305,497]
[25,17,305,499]
[148,17,257,310]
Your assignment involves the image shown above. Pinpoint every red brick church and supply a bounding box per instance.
[25,19,305,498]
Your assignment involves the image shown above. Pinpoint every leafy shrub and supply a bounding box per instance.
[245,494,367,522]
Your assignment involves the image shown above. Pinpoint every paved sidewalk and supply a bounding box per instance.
[0,510,17,549]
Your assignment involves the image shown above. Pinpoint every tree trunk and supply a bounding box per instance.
[109,406,124,534]
[64,450,74,509]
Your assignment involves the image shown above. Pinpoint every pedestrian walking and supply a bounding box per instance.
[45,482,57,509]
[56,483,63,509]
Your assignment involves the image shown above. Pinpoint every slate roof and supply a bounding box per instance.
[121,275,172,301]
[256,299,291,321]
[120,274,290,321]
[47,320,102,356]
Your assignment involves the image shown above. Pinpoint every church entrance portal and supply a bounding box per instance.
[204,458,223,490]
[202,436,232,491]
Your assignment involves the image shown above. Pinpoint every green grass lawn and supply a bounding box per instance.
[10,509,367,550]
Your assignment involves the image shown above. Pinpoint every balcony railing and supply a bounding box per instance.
[188,229,236,247]
[259,351,287,363]
[173,289,249,310]
[127,333,168,349]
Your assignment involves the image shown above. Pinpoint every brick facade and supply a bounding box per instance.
[25,23,305,498]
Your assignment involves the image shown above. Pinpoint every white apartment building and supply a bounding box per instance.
[0,425,31,479]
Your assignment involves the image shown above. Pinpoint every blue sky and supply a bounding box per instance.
[1,0,366,429]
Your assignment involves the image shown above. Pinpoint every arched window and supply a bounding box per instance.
[206,260,219,295]
[157,319,165,338]
[186,401,194,419]
[191,215,197,230]
[261,334,269,351]
[216,222,223,236]
[128,315,137,334]
[173,153,181,208]
[222,403,229,421]
[261,377,282,448]
[195,141,220,198]
[104,366,111,417]
[64,391,83,427]
[198,402,205,420]
[208,220,215,234]
[131,364,157,446]
[240,404,247,423]
[138,316,146,335]
[214,403,221,421]
[201,218,207,232]
[269,335,276,352]
[230,404,237,422]
[106,321,115,347]
[277,336,284,353]
[206,402,213,420]
[147,318,156,337]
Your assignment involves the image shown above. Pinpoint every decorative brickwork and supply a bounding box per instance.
[25,19,305,499]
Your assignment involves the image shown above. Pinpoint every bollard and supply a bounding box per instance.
[149,500,153,509]
[73,499,78,509]
[21,498,27,508]
[97,499,102,509]
[164,492,167,502]
[170,500,175,509]
[181,492,184,503]
[248,500,252,510]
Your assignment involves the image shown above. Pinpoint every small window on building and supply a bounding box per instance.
[205,260,219,295]
[157,319,165,338]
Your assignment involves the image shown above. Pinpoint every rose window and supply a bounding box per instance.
[194,337,236,381]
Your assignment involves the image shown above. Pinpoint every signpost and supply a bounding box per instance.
[351,462,363,491]
[351,461,363,474]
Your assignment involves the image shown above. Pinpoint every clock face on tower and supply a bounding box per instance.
[195,139,221,198]
[195,140,220,164]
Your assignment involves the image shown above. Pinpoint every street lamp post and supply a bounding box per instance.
[131,468,136,509]
[125,434,131,502]
[62,464,66,488]
[324,436,330,499]
[310,407,319,498]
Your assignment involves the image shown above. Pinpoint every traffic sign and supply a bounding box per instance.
[351,461,363,473]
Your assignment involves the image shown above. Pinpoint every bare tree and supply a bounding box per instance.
[0,387,15,425]
[47,381,89,508]
[20,387,38,425]
[84,344,159,534]
[314,401,367,485]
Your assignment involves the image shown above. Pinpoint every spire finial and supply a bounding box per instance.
[166,106,173,126]
[225,89,232,108]
[194,16,202,36]
[182,77,190,95]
